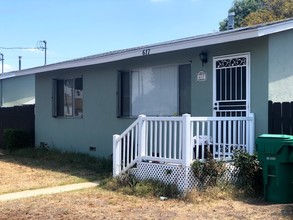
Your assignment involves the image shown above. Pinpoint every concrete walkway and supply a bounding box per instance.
[0,181,100,202]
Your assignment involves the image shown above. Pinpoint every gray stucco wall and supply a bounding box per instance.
[0,74,35,107]
[268,29,293,102]
[35,52,196,157]
[191,38,269,137]
[35,37,269,157]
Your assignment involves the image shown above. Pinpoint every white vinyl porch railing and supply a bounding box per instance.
[113,114,255,177]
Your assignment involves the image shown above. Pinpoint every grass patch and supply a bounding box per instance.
[0,147,263,204]
[100,172,262,204]
[0,147,112,194]
[8,147,112,175]
[1,187,291,220]
[183,187,229,204]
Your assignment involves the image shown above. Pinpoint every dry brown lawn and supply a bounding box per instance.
[0,159,88,194]
[0,187,293,220]
[0,154,99,195]
[0,149,292,219]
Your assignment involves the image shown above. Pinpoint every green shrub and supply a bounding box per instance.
[233,149,263,197]
[4,129,32,150]
[191,152,225,187]
[101,173,180,199]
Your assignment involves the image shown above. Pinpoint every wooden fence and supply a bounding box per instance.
[0,105,35,148]
[268,101,293,135]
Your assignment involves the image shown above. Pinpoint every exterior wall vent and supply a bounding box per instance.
[89,146,96,151]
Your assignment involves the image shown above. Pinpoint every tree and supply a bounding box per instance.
[219,0,264,31]
[219,0,293,31]
[242,0,293,26]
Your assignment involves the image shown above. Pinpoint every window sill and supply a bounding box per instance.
[53,116,83,119]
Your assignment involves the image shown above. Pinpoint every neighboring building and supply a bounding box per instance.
[0,72,35,107]
[0,72,35,148]
[3,18,293,159]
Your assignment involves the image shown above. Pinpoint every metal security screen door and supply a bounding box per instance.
[213,53,250,117]
[211,53,251,158]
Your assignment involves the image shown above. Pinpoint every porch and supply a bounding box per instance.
[113,114,255,190]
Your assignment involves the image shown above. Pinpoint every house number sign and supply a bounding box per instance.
[142,49,151,56]
[196,71,207,81]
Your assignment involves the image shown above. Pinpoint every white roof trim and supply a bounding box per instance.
[23,98,35,105]
[258,19,293,36]
[1,18,292,80]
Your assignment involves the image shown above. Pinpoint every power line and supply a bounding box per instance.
[1,46,38,50]
[0,40,47,69]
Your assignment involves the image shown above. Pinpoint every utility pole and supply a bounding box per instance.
[37,40,47,65]
[43,40,47,65]
[0,53,3,74]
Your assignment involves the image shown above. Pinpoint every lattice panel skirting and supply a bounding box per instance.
[130,162,239,192]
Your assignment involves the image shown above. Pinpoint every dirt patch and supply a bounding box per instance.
[0,188,292,219]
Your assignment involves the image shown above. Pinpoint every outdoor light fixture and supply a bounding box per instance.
[199,52,208,67]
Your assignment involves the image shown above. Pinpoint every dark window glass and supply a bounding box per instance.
[179,64,191,115]
[54,77,83,117]
[117,71,130,117]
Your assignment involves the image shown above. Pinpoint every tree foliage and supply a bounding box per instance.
[219,0,293,31]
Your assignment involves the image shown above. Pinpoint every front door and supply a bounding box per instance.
[213,53,250,117]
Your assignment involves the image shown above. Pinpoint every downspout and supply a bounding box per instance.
[19,56,22,70]
[0,78,2,107]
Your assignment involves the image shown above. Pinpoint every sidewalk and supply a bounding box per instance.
[0,181,100,202]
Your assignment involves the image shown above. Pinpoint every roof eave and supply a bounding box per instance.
[2,29,258,79]
[258,19,293,36]
[1,19,292,79]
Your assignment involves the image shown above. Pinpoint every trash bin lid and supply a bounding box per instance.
[257,134,293,140]
[256,134,293,155]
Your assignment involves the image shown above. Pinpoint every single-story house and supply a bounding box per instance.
[1,19,292,184]
[34,18,292,154]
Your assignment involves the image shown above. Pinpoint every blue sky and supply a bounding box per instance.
[1,0,233,72]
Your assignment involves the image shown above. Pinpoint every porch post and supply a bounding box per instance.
[113,134,121,177]
[138,114,146,162]
[248,113,255,155]
[182,114,191,167]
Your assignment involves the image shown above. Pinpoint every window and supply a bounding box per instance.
[117,64,190,117]
[53,77,83,117]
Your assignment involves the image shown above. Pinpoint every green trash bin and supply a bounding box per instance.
[256,134,293,204]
